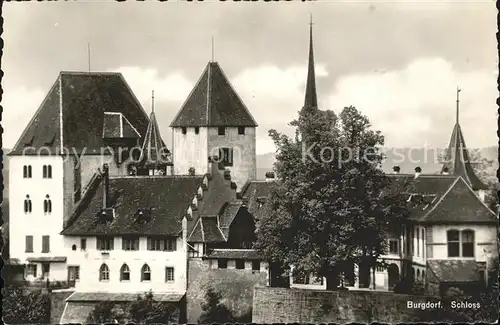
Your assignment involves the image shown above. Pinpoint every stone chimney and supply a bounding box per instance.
[414,166,422,179]
[265,171,275,182]
[102,163,110,209]
[393,166,400,174]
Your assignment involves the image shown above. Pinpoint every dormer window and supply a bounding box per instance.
[98,208,115,224]
[135,208,152,224]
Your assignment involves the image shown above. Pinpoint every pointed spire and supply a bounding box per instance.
[152,90,155,113]
[441,88,487,190]
[304,14,318,110]
[139,104,171,169]
[211,36,215,62]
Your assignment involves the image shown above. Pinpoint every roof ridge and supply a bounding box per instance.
[60,71,122,76]
[421,177,460,220]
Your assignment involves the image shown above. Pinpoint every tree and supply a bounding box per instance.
[198,287,234,324]
[255,106,408,290]
[86,300,122,324]
[468,148,499,211]
[2,286,50,324]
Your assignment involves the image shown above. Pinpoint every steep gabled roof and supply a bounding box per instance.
[170,62,257,127]
[61,175,204,236]
[138,111,172,167]
[441,123,488,190]
[10,72,149,155]
[386,174,496,224]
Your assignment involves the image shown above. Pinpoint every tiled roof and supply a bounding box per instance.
[421,177,496,224]
[170,62,257,127]
[102,112,141,139]
[10,72,149,155]
[205,249,262,260]
[67,292,184,302]
[241,181,277,220]
[441,123,488,190]
[188,217,226,243]
[219,202,243,237]
[427,260,480,283]
[61,175,204,236]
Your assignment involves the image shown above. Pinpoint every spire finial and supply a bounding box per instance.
[152,90,155,113]
[88,42,91,72]
[211,36,215,62]
[456,87,461,125]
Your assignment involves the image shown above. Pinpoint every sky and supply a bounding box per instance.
[1,0,498,154]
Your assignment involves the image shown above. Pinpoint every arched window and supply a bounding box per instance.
[120,264,131,281]
[461,230,475,257]
[141,264,151,282]
[44,195,52,214]
[99,264,110,281]
[72,244,77,251]
[24,195,32,213]
[447,230,460,257]
[28,165,32,178]
[23,165,32,178]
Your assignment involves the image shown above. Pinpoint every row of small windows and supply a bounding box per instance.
[217,259,261,271]
[23,165,52,178]
[99,263,175,282]
[95,237,177,251]
[180,127,246,136]
[24,195,52,213]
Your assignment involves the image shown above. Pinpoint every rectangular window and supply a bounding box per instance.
[188,245,199,258]
[219,148,234,167]
[218,126,225,136]
[462,231,474,257]
[181,127,187,134]
[42,235,50,253]
[41,263,50,279]
[389,239,399,254]
[447,230,460,257]
[411,228,415,256]
[164,238,176,251]
[80,238,87,251]
[165,267,175,282]
[122,237,139,251]
[235,260,245,269]
[25,235,33,253]
[195,127,200,134]
[416,228,420,257]
[252,261,260,271]
[238,126,245,135]
[97,236,114,251]
[26,264,37,277]
[218,259,228,269]
[68,266,80,281]
[147,237,162,251]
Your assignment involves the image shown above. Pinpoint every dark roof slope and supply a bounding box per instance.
[441,123,488,190]
[170,62,257,127]
[421,177,496,224]
[11,72,149,155]
[427,260,480,282]
[61,175,204,236]
[139,111,171,167]
[241,181,276,220]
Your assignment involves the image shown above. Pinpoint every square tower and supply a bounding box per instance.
[170,61,258,190]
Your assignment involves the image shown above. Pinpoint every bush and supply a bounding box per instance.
[1,286,50,324]
[86,291,179,325]
[198,287,235,324]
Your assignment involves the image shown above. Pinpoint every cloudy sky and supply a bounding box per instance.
[2,1,497,154]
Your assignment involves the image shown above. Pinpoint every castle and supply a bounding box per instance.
[7,22,497,323]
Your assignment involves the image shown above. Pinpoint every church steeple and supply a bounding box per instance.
[441,88,487,191]
[304,15,318,110]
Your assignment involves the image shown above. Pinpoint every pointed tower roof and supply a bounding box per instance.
[441,88,487,190]
[139,93,172,167]
[303,15,318,110]
[170,62,257,127]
